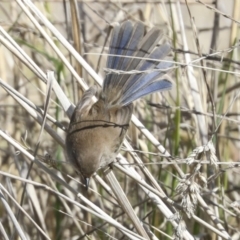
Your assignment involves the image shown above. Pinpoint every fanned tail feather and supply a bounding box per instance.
[102,21,173,107]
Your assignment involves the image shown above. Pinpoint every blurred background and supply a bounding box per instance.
[0,0,240,239]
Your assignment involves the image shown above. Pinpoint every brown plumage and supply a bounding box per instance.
[66,21,172,189]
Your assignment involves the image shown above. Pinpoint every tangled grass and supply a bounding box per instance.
[0,0,240,239]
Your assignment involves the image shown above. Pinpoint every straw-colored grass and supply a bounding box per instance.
[0,0,239,239]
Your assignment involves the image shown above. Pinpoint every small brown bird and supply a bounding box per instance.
[66,21,172,188]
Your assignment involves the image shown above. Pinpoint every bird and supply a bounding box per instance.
[66,21,173,189]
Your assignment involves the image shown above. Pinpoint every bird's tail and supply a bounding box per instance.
[102,21,173,107]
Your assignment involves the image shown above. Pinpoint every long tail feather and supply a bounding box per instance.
[122,79,172,106]
[102,21,172,107]
[107,21,133,70]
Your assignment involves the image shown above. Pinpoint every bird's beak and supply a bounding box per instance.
[85,178,90,190]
